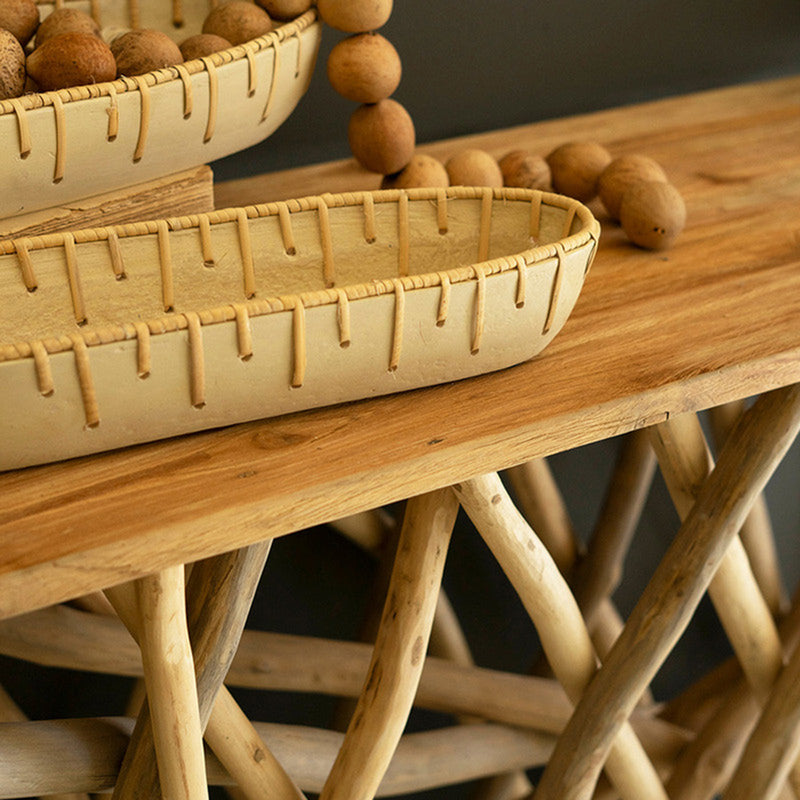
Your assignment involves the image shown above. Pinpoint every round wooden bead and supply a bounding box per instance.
[327,33,401,103]
[317,0,393,33]
[348,98,415,174]
[546,141,612,202]
[255,0,313,20]
[0,0,39,47]
[445,149,503,187]
[499,149,551,190]
[619,180,686,250]
[202,1,273,46]
[598,154,667,220]
[381,154,449,189]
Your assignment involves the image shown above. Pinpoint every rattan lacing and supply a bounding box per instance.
[0,188,600,428]
[0,8,316,187]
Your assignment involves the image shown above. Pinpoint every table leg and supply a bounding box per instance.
[533,382,800,800]
[318,486,459,800]
[132,566,208,800]
[107,542,302,800]
[722,629,800,800]
[709,399,787,615]
[506,447,650,674]
[569,428,657,631]
[650,411,784,699]
[505,457,580,573]
[454,473,667,800]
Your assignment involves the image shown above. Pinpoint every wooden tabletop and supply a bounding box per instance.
[1,76,799,619]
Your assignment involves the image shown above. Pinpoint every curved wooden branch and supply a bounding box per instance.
[505,457,579,574]
[505,454,644,678]
[0,602,688,758]
[664,585,800,800]
[204,686,305,800]
[106,543,302,800]
[709,399,787,615]
[0,718,556,798]
[650,410,783,701]
[131,566,209,800]
[453,473,667,800]
[722,633,800,800]
[570,429,657,630]
[318,487,459,800]
[533,383,800,800]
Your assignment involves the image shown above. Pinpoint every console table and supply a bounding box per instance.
[0,75,799,800]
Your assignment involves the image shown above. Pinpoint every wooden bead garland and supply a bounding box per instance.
[320,0,415,177]
[327,32,401,104]
[598,154,667,221]
[317,0,393,34]
[319,4,686,252]
[445,149,503,187]
[347,98,415,175]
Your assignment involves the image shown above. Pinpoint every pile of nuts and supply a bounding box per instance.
[377,139,687,251]
[316,0,685,251]
[0,0,311,96]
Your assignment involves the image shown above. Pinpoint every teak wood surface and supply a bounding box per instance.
[0,76,798,620]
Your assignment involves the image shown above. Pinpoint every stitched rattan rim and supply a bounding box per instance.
[0,186,600,363]
[0,7,317,117]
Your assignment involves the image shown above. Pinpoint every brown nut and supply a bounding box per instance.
[546,141,612,202]
[111,29,183,77]
[0,28,26,100]
[381,154,449,189]
[598,154,668,220]
[254,0,312,20]
[34,8,100,49]
[317,0,392,32]
[619,180,686,250]
[0,0,39,47]
[499,149,551,190]
[446,149,503,187]
[348,98,415,174]
[179,33,232,61]
[202,1,273,46]
[27,32,116,91]
[327,33,401,104]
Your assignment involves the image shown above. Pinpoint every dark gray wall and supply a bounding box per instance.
[2,5,799,798]
[212,0,800,179]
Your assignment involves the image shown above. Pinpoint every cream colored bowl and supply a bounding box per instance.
[0,0,320,220]
[0,186,600,470]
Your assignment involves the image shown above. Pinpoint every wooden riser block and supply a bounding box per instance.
[0,166,214,241]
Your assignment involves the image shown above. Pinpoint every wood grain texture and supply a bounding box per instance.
[0,717,557,798]
[128,567,208,800]
[319,488,459,800]
[454,474,667,800]
[0,77,799,619]
[533,384,800,800]
[0,604,689,758]
[0,167,214,241]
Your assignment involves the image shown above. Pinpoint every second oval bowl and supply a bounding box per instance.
[0,0,321,219]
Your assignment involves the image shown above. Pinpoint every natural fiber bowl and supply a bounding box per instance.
[0,0,321,220]
[0,186,599,470]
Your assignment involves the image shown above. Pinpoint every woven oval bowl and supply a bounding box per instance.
[0,186,599,470]
[0,0,320,220]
